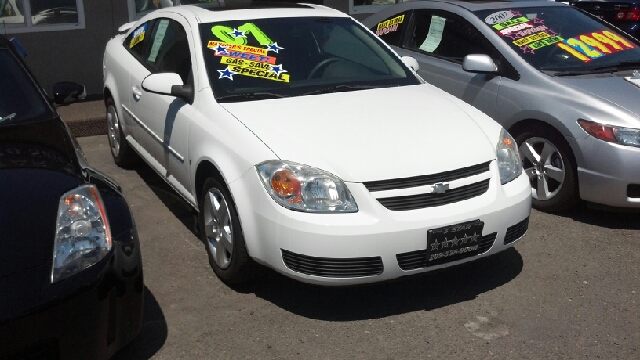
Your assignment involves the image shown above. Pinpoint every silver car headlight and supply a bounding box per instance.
[51,185,112,283]
[578,119,640,148]
[497,128,522,185]
[256,160,358,213]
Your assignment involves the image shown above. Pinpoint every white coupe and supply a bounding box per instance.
[102,2,531,285]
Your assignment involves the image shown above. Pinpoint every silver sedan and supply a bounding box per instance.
[364,1,640,211]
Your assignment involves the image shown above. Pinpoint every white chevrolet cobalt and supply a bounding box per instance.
[103,2,531,285]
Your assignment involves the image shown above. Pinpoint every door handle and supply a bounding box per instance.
[132,87,142,101]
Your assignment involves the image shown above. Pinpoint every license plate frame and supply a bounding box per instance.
[427,220,484,263]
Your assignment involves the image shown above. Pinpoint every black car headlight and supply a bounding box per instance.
[51,185,112,283]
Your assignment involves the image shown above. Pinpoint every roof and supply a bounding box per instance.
[156,2,348,23]
[398,0,567,12]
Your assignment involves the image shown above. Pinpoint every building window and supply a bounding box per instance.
[0,0,85,33]
[350,0,401,15]
[127,0,223,21]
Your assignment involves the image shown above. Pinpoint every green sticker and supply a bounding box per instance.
[211,23,273,46]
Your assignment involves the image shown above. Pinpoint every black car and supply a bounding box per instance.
[0,37,143,359]
[571,0,640,39]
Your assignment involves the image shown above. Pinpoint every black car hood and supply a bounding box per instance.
[0,117,83,278]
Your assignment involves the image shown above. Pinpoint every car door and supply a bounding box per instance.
[128,16,195,197]
[390,10,505,119]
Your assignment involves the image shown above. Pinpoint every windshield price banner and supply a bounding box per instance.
[557,30,637,62]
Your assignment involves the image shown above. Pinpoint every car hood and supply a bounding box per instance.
[221,84,498,182]
[0,119,83,278]
[555,76,640,127]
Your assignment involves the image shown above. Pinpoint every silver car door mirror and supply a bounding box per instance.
[462,54,498,74]
[401,56,420,71]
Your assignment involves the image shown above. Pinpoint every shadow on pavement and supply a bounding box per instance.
[232,248,523,321]
[111,286,167,360]
[133,164,199,237]
[558,206,640,230]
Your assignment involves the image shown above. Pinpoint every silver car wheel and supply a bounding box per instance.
[203,188,233,269]
[519,137,566,201]
[106,104,120,157]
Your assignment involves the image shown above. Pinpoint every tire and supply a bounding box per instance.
[198,178,262,284]
[106,97,137,168]
[515,125,579,212]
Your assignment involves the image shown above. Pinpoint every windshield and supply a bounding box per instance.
[199,17,420,101]
[474,7,640,74]
[0,48,51,125]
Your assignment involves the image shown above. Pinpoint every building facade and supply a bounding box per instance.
[0,0,399,96]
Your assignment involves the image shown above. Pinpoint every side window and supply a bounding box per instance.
[405,10,494,63]
[125,20,152,61]
[371,11,409,46]
[145,18,192,84]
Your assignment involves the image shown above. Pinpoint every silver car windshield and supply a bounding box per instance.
[199,17,420,101]
[474,7,640,74]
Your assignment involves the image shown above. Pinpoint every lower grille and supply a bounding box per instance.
[396,232,497,271]
[504,217,529,245]
[376,179,490,211]
[282,249,383,278]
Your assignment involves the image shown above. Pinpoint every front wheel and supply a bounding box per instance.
[106,98,137,168]
[515,127,579,212]
[198,178,262,284]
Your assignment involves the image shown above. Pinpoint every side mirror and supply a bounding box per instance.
[53,82,86,105]
[401,56,420,71]
[141,73,194,104]
[462,54,498,74]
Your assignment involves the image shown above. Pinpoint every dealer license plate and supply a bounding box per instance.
[427,220,484,262]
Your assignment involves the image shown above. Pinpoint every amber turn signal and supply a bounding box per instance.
[270,169,302,203]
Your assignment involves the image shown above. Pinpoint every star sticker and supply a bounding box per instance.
[431,239,440,251]
[441,239,448,248]
[470,233,479,243]
[217,66,237,80]
[532,17,545,24]
[267,42,284,53]
[229,28,246,38]
[461,235,468,244]
[451,237,459,247]
[214,43,229,56]
[269,64,288,76]
[510,10,521,16]
[521,45,535,54]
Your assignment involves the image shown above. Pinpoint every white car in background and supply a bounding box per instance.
[102,2,531,285]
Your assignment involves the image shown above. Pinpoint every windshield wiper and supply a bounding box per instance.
[588,60,640,72]
[0,113,17,124]
[302,84,377,96]
[216,92,285,102]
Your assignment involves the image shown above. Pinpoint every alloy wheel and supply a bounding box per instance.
[519,137,566,201]
[203,188,233,269]
[106,105,120,157]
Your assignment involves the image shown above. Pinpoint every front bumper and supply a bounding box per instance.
[574,135,640,208]
[230,162,531,285]
[0,230,144,360]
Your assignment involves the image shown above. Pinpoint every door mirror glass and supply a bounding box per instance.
[462,54,497,74]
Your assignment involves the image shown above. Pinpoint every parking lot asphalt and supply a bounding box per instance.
[76,135,640,359]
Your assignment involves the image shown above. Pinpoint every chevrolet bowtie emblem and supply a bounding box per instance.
[431,182,450,194]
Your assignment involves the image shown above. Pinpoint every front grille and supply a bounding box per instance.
[282,249,383,278]
[396,232,497,271]
[504,217,529,245]
[376,179,490,211]
[363,161,490,192]
[628,184,640,198]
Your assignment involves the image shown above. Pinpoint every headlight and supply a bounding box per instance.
[256,161,358,213]
[578,119,640,148]
[497,128,522,184]
[51,185,112,283]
